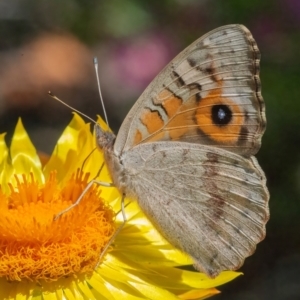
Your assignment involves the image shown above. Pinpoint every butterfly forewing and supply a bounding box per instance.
[114,24,265,157]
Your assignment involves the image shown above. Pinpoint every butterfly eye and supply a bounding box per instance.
[211,104,232,126]
[95,124,116,150]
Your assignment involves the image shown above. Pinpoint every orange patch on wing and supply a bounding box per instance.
[162,96,182,118]
[165,97,197,140]
[141,109,164,134]
[196,87,244,144]
[133,130,142,145]
[154,88,189,140]
[156,89,173,101]
[146,131,166,143]
[140,93,198,142]
[167,115,193,140]
[155,89,183,118]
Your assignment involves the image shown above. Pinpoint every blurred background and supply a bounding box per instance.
[0,0,299,299]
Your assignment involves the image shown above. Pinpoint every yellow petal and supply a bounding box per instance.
[0,133,7,165]
[11,119,43,178]
[178,288,220,299]
[43,113,91,182]
[0,119,44,192]
[0,133,9,192]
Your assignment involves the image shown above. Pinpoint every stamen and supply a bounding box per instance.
[0,171,116,281]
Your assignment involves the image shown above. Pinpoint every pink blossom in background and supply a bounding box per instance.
[94,32,176,123]
[110,33,175,90]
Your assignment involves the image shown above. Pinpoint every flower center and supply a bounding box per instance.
[0,170,116,281]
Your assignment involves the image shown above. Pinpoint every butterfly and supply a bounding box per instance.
[95,24,269,278]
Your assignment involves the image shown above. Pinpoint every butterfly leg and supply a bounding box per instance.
[95,193,127,269]
[53,179,114,220]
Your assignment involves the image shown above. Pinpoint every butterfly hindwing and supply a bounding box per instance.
[121,141,269,277]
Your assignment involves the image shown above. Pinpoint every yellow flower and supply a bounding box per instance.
[0,114,241,299]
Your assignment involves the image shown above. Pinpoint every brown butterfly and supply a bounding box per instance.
[94,24,269,278]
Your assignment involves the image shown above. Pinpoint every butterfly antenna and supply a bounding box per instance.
[93,57,109,126]
[48,91,96,124]
[80,147,97,173]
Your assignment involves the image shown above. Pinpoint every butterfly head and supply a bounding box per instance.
[95,123,115,151]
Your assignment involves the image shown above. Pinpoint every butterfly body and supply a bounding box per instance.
[96,24,269,278]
